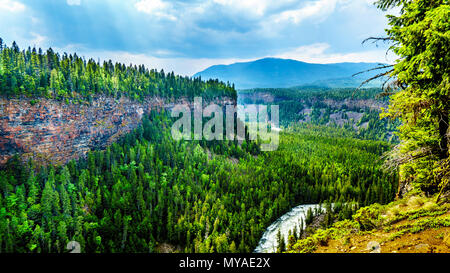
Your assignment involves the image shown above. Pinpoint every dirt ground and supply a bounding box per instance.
[312,194,450,253]
[316,227,450,253]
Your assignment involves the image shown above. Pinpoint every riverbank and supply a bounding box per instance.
[254,204,323,253]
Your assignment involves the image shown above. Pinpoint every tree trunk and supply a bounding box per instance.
[438,111,449,159]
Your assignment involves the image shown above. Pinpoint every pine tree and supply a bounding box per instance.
[276,229,286,253]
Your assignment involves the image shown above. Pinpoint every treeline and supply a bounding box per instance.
[0,111,397,253]
[0,38,236,101]
[240,87,388,101]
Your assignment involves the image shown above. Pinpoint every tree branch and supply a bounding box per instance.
[355,69,395,90]
[352,64,394,77]
[362,37,394,45]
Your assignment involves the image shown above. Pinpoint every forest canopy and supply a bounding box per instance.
[0,112,397,253]
[0,39,236,101]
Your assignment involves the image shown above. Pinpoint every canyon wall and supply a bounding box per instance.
[0,96,234,166]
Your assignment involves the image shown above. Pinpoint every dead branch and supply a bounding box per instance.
[355,69,395,90]
[352,64,394,77]
[362,37,394,46]
[382,145,436,172]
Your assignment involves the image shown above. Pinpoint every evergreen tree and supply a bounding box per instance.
[372,0,450,194]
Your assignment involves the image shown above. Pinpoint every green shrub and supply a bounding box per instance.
[352,206,381,231]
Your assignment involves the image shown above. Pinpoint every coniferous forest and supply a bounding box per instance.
[0,0,449,256]
[0,39,236,101]
[0,43,397,251]
[0,109,397,252]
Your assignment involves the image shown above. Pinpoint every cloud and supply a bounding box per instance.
[213,0,269,16]
[29,32,47,46]
[274,43,397,64]
[135,0,167,13]
[67,0,81,6]
[134,0,176,20]
[0,0,25,12]
[274,0,340,24]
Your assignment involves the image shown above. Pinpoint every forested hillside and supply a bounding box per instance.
[0,36,401,253]
[0,39,236,101]
[0,111,396,252]
[239,87,399,142]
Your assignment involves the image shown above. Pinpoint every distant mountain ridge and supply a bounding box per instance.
[193,58,387,89]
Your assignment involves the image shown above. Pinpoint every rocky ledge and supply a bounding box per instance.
[0,96,234,166]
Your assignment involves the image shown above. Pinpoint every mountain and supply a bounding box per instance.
[193,58,387,89]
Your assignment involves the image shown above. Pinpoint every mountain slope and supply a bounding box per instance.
[194,58,387,89]
[287,194,450,253]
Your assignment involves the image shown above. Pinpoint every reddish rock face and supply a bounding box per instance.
[0,96,235,166]
[0,96,146,166]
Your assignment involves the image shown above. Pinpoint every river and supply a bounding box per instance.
[254,204,323,253]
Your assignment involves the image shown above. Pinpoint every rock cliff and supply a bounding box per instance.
[0,96,234,166]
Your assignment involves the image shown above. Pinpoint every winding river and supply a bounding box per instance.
[254,204,323,253]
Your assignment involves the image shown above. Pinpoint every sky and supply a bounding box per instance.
[0,0,397,76]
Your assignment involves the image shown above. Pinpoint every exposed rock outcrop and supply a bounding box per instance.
[0,96,234,166]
